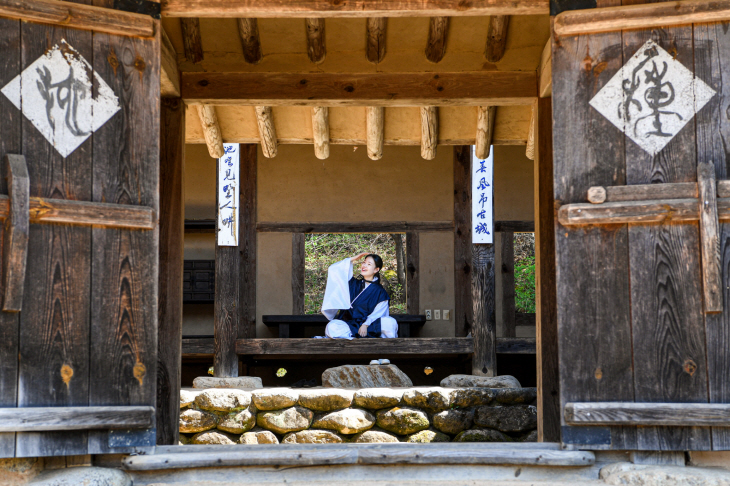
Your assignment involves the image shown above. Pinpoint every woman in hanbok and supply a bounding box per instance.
[321,252,399,346]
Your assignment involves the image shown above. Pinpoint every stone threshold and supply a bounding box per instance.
[122,443,595,471]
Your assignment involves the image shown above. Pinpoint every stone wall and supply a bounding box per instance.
[179,387,537,444]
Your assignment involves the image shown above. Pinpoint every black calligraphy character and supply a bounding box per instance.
[635,58,682,138]
[620,46,658,124]
[36,65,89,137]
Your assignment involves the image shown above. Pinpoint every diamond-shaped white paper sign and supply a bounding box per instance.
[1,40,120,158]
[589,40,716,156]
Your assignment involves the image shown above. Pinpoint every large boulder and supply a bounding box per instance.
[432,408,474,435]
[281,430,344,444]
[180,389,199,408]
[179,409,218,433]
[298,389,354,411]
[451,388,496,408]
[322,365,413,388]
[240,427,280,444]
[352,428,400,443]
[312,408,376,434]
[193,376,263,389]
[474,405,537,433]
[454,429,511,442]
[376,407,430,435]
[405,428,451,443]
[257,406,313,434]
[402,388,453,413]
[194,389,252,412]
[440,375,521,389]
[217,403,257,434]
[252,388,299,411]
[353,388,404,409]
[190,430,239,445]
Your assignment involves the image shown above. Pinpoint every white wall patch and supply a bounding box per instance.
[589,39,716,157]
[1,40,120,158]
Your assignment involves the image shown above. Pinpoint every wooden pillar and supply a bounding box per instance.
[501,231,516,338]
[406,232,419,315]
[157,98,185,445]
[239,144,257,340]
[472,243,496,376]
[292,233,305,315]
[454,146,473,338]
[535,96,560,441]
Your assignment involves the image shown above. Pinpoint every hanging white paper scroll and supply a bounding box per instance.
[217,144,239,246]
[472,147,493,244]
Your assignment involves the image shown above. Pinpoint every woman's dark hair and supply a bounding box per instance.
[365,254,384,284]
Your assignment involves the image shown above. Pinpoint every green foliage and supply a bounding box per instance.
[514,256,536,314]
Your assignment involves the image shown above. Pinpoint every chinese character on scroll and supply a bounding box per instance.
[218,144,239,246]
[472,148,493,244]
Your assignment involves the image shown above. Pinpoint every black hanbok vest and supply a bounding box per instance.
[335,277,390,338]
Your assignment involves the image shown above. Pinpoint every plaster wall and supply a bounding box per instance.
[256,232,294,338]
[418,232,456,337]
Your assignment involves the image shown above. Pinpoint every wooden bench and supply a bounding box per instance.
[262,314,427,338]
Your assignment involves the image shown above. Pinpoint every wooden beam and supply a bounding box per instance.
[292,233,305,315]
[0,406,155,432]
[366,106,384,160]
[0,0,154,37]
[157,98,185,446]
[366,17,386,64]
[555,0,730,37]
[539,39,551,98]
[525,102,536,160]
[239,144,258,340]
[475,106,496,160]
[254,106,278,158]
[181,71,538,106]
[588,182,698,203]
[180,17,204,64]
[312,106,330,159]
[236,337,474,355]
[698,162,722,313]
[565,402,730,427]
[420,106,438,160]
[196,105,225,158]
[495,220,534,232]
[2,155,28,313]
[406,232,419,315]
[161,0,550,18]
[256,221,454,233]
[305,18,326,64]
[161,28,181,98]
[497,337,535,354]
[238,18,263,64]
[425,16,449,63]
[559,198,730,226]
[453,146,473,339]
[501,231,515,338]
[485,15,509,63]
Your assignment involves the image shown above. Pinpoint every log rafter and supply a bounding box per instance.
[306,18,326,64]
[425,16,449,63]
[312,106,330,159]
[366,17,387,64]
[475,106,496,160]
[254,106,278,158]
[366,106,384,160]
[238,18,263,64]
[196,105,225,158]
[180,17,204,64]
[485,15,510,63]
[420,106,438,160]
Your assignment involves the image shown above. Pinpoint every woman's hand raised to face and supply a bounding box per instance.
[350,252,369,263]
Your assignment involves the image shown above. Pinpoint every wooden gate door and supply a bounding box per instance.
[553,4,730,451]
[0,3,159,458]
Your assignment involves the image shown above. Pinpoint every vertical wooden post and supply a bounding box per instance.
[472,243,496,376]
[239,144,257,339]
[406,232,419,316]
[501,230,516,338]
[535,97,560,441]
[292,233,305,315]
[157,98,185,445]
[215,149,240,378]
[454,146,473,338]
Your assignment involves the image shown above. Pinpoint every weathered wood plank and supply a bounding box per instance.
[454,146,472,338]
[624,27,711,451]
[553,28,635,450]
[156,98,185,446]
[2,154,28,312]
[366,17,386,63]
[406,232,419,315]
[589,182,698,203]
[472,245,496,374]
[292,233,305,315]
[565,402,730,426]
[180,17,203,63]
[239,144,257,339]
[425,16,448,63]
[485,15,509,63]
[181,71,538,106]
[555,0,730,36]
[305,18,326,64]
[0,16,20,458]
[0,0,154,37]
[237,18,262,65]
[698,162,723,313]
[257,221,454,233]
[695,20,730,450]
[559,198,702,225]
[535,96,559,442]
[501,231,515,338]
[16,18,92,458]
[0,406,154,432]
[236,337,474,355]
[161,27,180,97]
[88,24,160,454]
[539,39,551,98]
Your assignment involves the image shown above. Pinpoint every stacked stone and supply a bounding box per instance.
[179,386,538,444]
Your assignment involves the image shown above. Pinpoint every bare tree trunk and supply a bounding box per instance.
[391,234,406,286]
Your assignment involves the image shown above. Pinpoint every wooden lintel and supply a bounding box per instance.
[475,106,496,160]
[161,28,181,98]
[485,15,510,63]
[2,154,29,313]
[256,221,454,233]
[366,17,386,64]
[539,39,551,98]
[254,106,278,158]
[565,402,730,426]
[238,18,263,64]
[0,406,155,432]
[366,106,384,160]
[180,17,204,64]
[161,0,549,18]
[554,0,730,37]
[420,106,438,160]
[312,106,330,159]
[425,17,449,63]
[196,104,225,158]
[0,0,154,37]
[698,162,722,313]
[181,71,538,106]
[305,18,326,64]
[495,220,534,232]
